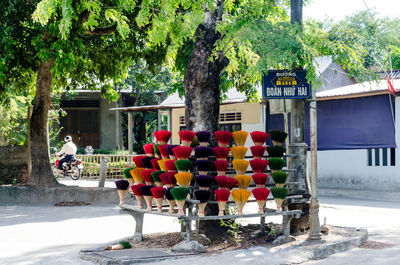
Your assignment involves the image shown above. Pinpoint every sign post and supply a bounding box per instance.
[262,70,311,99]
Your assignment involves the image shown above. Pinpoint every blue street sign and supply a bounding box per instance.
[262,70,311,99]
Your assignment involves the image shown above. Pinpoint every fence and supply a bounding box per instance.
[52,154,136,179]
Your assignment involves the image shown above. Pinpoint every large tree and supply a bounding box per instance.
[0,0,167,186]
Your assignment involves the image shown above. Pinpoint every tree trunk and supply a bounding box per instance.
[27,59,60,186]
[183,3,229,239]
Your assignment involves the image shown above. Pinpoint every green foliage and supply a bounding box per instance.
[219,206,241,242]
[271,171,288,184]
[270,187,288,199]
[268,158,286,170]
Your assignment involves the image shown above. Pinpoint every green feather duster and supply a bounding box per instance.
[174,159,193,172]
[271,171,288,184]
[153,144,161,156]
[123,167,135,179]
[170,187,190,201]
[266,145,286,157]
[271,187,288,199]
[269,130,288,144]
[151,170,165,182]
[118,241,132,249]
[268,158,286,170]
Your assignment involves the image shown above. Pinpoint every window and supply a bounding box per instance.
[367,148,395,166]
[179,112,242,126]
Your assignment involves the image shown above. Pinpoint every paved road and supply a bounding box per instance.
[1,190,400,265]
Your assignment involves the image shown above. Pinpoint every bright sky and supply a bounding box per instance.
[304,0,400,21]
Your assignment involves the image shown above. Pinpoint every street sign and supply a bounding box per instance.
[262,70,311,99]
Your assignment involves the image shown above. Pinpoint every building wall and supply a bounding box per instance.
[318,63,357,91]
[100,98,122,150]
[0,146,28,184]
[314,96,400,192]
[170,102,264,145]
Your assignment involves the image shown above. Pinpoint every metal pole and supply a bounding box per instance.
[387,48,395,126]
[128,112,133,156]
[157,109,161,131]
[308,86,322,242]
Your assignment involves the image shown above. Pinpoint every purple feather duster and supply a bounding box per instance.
[194,146,213,158]
[196,131,211,143]
[115,180,130,190]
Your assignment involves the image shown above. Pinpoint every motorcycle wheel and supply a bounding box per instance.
[52,165,60,178]
[70,167,81,180]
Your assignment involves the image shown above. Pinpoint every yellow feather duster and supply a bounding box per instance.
[234,174,252,189]
[232,159,249,175]
[233,130,248,146]
[174,172,193,187]
[129,168,145,184]
[231,189,251,215]
[231,146,248,160]
[157,159,170,171]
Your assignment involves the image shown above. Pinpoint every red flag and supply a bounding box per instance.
[387,75,396,96]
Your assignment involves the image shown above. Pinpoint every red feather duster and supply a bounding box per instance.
[215,175,237,190]
[141,169,156,185]
[214,160,229,175]
[213,146,230,160]
[178,130,195,143]
[132,155,147,168]
[151,186,165,199]
[215,189,231,201]
[143,143,155,156]
[150,158,161,170]
[252,188,270,214]
[172,146,193,160]
[164,160,177,172]
[159,172,177,186]
[214,131,233,147]
[252,173,269,187]
[250,159,269,174]
[154,130,172,144]
[250,131,269,146]
[226,177,238,190]
[250,146,266,159]
[131,184,146,196]
[158,144,170,159]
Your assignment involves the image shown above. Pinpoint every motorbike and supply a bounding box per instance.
[52,154,84,180]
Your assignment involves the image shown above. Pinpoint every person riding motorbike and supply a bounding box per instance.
[56,136,77,173]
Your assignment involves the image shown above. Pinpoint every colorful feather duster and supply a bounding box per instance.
[158,144,170,159]
[172,146,193,160]
[123,167,135,186]
[266,145,286,158]
[231,146,248,160]
[194,146,213,160]
[194,190,212,217]
[233,130,248,146]
[178,130,196,146]
[153,144,161,158]
[213,146,230,160]
[252,188,270,214]
[250,159,269,174]
[142,156,154,169]
[174,172,193,187]
[234,174,252,189]
[132,155,146,168]
[164,159,177,172]
[232,159,249,175]
[214,160,229,175]
[252,173,269,188]
[154,130,172,144]
[250,146,266,159]
[196,160,213,175]
[174,159,193,173]
[164,188,176,214]
[140,185,154,211]
[143,143,155,157]
[215,175,230,190]
[269,130,288,146]
[150,158,161,170]
[271,187,288,212]
[214,189,230,216]
[271,171,288,187]
[196,131,211,146]
[231,189,251,215]
[214,131,233,147]
[151,186,165,212]
[157,159,170,172]
[131,184,145,209]
[115,180,130,205]
[159,172,177,187]
[268,158,286,172]
[151,170,166,187]
[140,169,156,185]
[130,168,145,184]
[166,145,178,160]
[195,175,214,190]
[170,187,190,215]
[250,131,269,146]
